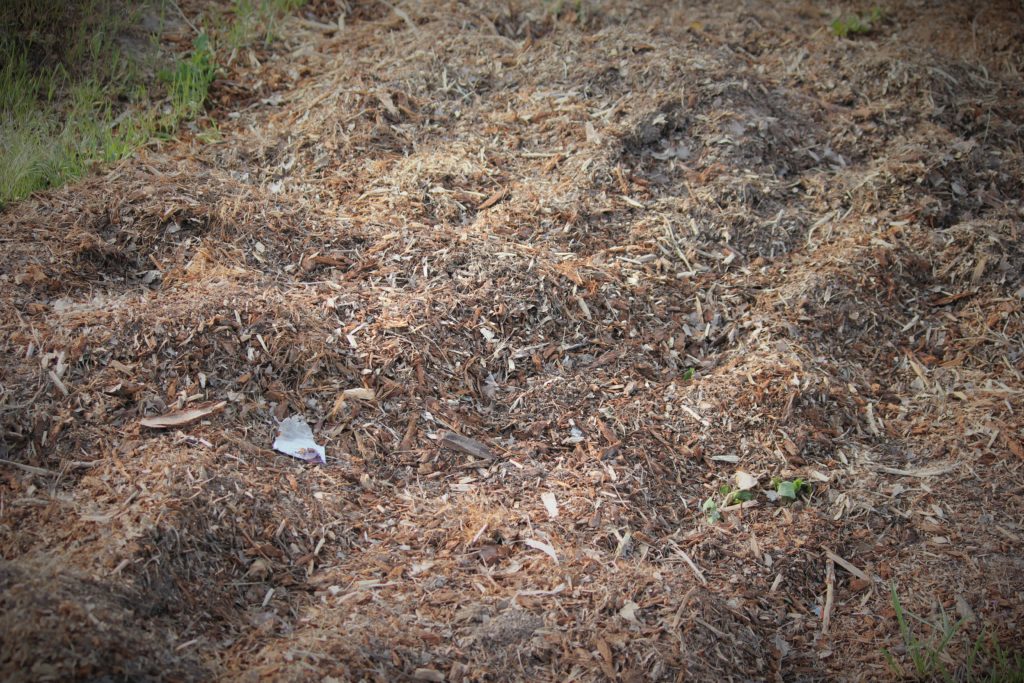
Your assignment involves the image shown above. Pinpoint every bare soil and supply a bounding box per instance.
[2,1,1023,681]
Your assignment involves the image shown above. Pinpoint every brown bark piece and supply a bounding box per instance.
[439,431,494,460]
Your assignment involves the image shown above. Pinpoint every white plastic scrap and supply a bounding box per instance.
[272,415,326,464]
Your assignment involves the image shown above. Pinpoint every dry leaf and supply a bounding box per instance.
[343,387,376,401]
[541,491,559,519]
[734,470,758,490]
[378,92,400,119]
[524,538,559,564]
[595,637,616,679]
[140,401,226,429]
[410,561,435,576]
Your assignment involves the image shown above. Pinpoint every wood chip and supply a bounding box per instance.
[477,187,507,210]
[1003,430,1024,459]
[439,431,493,460]
[720,499,759,512]
[342,387,376,401]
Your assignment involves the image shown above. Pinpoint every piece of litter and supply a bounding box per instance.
[561,426,585,445]
[272,415,326,464]
[619,600,640,623]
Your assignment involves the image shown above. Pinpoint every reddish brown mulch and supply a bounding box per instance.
[2,1,1022,680]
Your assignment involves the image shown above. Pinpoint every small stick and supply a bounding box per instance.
[720,499,759,513]
[822,556,835,634]
[670,586,698,629]
[166,0,200,35]
[694,617,727,639]
[677,549,707,585]
[0,458,54,477]
[378,0,417,31]
[823,547,871,583]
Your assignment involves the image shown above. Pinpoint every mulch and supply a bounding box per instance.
[1,1,1022,680]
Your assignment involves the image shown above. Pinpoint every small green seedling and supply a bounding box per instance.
[682,367,696,381]
[702,497,720,523]
[720,484,755,506]
[830,7,883,38]
[704,484,755,523]
[772,477,810,501]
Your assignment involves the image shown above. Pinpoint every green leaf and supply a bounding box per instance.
[702,497,720,523]
[777,480,797,499]
[719,484,732,497]
[682,367,695,381]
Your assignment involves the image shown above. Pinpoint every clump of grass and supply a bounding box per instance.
[883,583,965,679]
[543,0,594,27]
[223,0,308,51]
[830,7,883,38]
[968,634,1024,683]
[883,584,1024,681]
[160,33,216,122]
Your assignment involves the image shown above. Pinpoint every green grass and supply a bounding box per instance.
[223,0,308,50]
[160,33,217,122]
[967,634,1024,683]
[0,0,306,207]
[0,0,155,204]
[883,584,1024,681]
[830,7,883,38]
